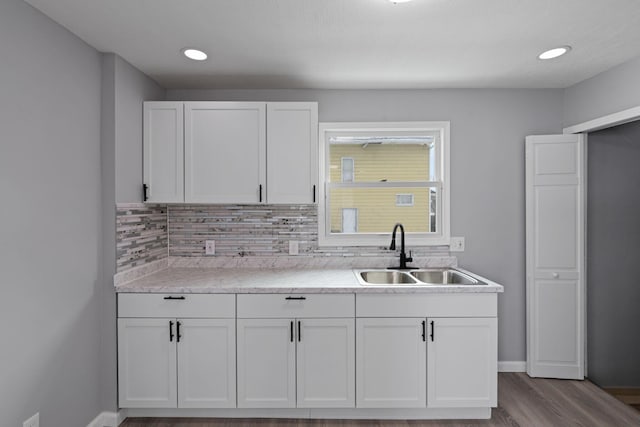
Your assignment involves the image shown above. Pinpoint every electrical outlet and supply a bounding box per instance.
[205,240,215,255]
[289,240,299,255]
[23,412,39,427]
[450,236,465,252]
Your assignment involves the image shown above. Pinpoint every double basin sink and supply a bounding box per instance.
[356,268,486,286]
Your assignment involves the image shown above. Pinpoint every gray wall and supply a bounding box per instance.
[167,88,565,362]
[0,0,103,426]
[587,120,640,387]
[100,53,165,412]
[564,56,640,128]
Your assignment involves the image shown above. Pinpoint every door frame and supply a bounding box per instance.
[562,105,640,378]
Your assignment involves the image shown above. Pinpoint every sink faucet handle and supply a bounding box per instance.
[407,250,413,263]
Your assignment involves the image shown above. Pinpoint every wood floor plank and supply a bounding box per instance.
[119,373,640,427]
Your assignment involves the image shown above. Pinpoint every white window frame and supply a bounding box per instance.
[318,121,451,247]
[396,193,414,207]
[341,208,358,233]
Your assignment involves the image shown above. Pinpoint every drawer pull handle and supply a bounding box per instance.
[285,296,306,301]
[164,296,186,300]
[290,321,294,342]
[169,321,174,342]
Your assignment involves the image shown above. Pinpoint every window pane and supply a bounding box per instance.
[329,138,433,183]
[341,158,354,182]
[329,187,436,234]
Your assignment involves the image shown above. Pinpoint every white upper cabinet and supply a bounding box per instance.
[143,102,184,203]
[185,102,266,203]
[267,102,318,204]
[143,101,318,204]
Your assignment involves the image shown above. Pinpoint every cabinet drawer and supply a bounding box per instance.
[356,293,497,318]
[118,293,235,318]
[237,294,354,318]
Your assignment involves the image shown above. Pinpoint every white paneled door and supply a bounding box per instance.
[525,134,585,380]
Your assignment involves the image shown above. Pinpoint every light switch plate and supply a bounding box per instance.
[450,236,465,252]
[205,240,215,255]
[23,412,39,427]
[289,240,299,255]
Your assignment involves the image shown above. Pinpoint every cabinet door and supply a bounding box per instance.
[525,135,585,379]
[356,318,426,408]
[237,319,296,408]
[427,317,497,408]
[297,318,355,408]
[184,102,266,203]
[118,318,177,408]
[267,102,318,204]
[177,319,236,408]
[143,102,184,203]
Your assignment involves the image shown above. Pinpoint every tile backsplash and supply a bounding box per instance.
[115,203,451,273]
[116,204,168,272]
[167,204,448,258]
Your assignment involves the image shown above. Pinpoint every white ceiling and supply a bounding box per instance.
[24,0,640,89]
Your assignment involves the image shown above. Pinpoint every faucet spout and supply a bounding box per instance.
[389,223,414,270]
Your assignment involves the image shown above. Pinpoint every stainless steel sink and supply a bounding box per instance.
[410,269,479,285]
[356,268,486,286]
[358,270,417,285]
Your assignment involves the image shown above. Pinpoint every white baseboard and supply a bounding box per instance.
[87,411,125,427]
[498,361,526,372]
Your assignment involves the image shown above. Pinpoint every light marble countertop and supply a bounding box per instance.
[115,267,504,294]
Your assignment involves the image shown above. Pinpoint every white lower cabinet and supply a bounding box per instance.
[427,317,497,408]
[237,317,356,408]
[117,294,236,409]
[356,318,427,408]
[236,319,296,408]
[177,319,236,408]
[297,318,355,408]
[118,318,178,408]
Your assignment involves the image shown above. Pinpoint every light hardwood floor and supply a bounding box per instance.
[121,373,640,427]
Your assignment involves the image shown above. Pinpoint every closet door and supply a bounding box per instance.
[525,134,585,379]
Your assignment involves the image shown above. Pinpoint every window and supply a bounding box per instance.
[341,158,354,182]
[318,121,450,246]
[396,194,414,206]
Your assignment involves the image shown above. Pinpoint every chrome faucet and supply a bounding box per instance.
[389,223,414,270]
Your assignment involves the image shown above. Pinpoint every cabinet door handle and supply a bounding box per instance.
[298,321,302,342]
[285,296,306,301]
[312,185,316,203]
[143,184,149,202]
[422,320,426,342]
[176,321,182,343]
[259,184,263,202]
[169,320,174,342]
[164,296,186,300]
[430,320,435,342]
[290,320,294,342]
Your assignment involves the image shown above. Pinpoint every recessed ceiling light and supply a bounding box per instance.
[182,48,208,61]
[388,0,414,3]
[538,46,572,60]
